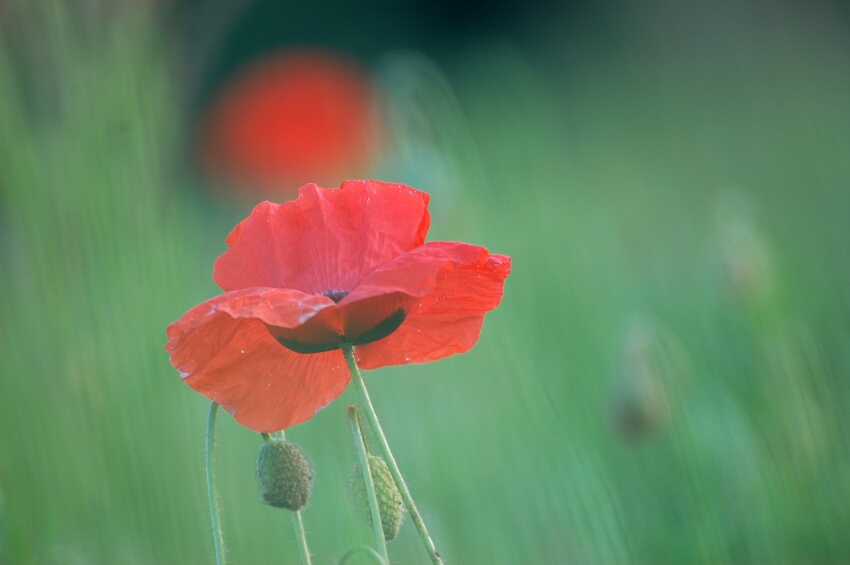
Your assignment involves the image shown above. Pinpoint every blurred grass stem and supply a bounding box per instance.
[343,347,443,565]
[206,401,225,565]
[279,430,313,565]
[348,406,389,563]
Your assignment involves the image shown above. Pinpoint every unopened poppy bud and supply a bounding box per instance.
[715,192,774,307]
[256,439,313,511]
[611,318,671,441]
[348,455,404,541]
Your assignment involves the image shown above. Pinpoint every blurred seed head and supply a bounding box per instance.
[348,455,405,541]
[714,192,774,307]
[371,51,477,227]
[256,440,314,511]
[611,318,672,441]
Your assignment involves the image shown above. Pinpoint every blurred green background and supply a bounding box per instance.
[2,0,849,563]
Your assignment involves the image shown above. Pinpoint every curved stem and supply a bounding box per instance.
[343,347,443,565]
[337,544,386,565]
[206,401,225,565]
[348,406,389,563]
[279,430,313,565]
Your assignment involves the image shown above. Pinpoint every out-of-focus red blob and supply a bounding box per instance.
[197,50,378,197]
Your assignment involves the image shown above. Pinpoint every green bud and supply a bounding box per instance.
[256,440,313,511]
[348,455,404,541]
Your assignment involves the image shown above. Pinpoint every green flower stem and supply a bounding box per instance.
[205,401,225,565]
[343,347,444,565]
[348,406,389,563]
[279,430,313,565]
[292,511,312,565]
[338,544,386,565]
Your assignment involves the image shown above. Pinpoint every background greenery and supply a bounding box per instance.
[1,1,849,563]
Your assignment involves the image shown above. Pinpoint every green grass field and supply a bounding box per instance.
[2,2,849,563]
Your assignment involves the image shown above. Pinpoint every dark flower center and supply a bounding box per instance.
[324,289,350,303]
[274,307,407,354]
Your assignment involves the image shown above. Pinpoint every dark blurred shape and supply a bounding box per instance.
[195,49,379,198]
[177,0,569,115]
[410,0,561,37]
[611,318,672,441]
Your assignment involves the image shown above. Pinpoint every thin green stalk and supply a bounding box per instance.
[279,430,313,565]
[348,406,389,563]
[292,510,312,565]
[343,347,443,565]
[205,401,225,565]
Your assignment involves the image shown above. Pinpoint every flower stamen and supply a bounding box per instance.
[324,289,350,303]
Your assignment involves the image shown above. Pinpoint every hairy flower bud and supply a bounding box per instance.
[256,440,313,511]
[348,455,404,541]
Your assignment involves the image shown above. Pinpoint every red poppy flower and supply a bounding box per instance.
[197,50,378,197]
[166,180,510,432]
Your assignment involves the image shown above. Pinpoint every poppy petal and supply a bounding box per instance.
[224,216,249,247]
[214,181,431,295]
[352,245,511,368]
[341,241,493,303]
[166,290,347,431]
